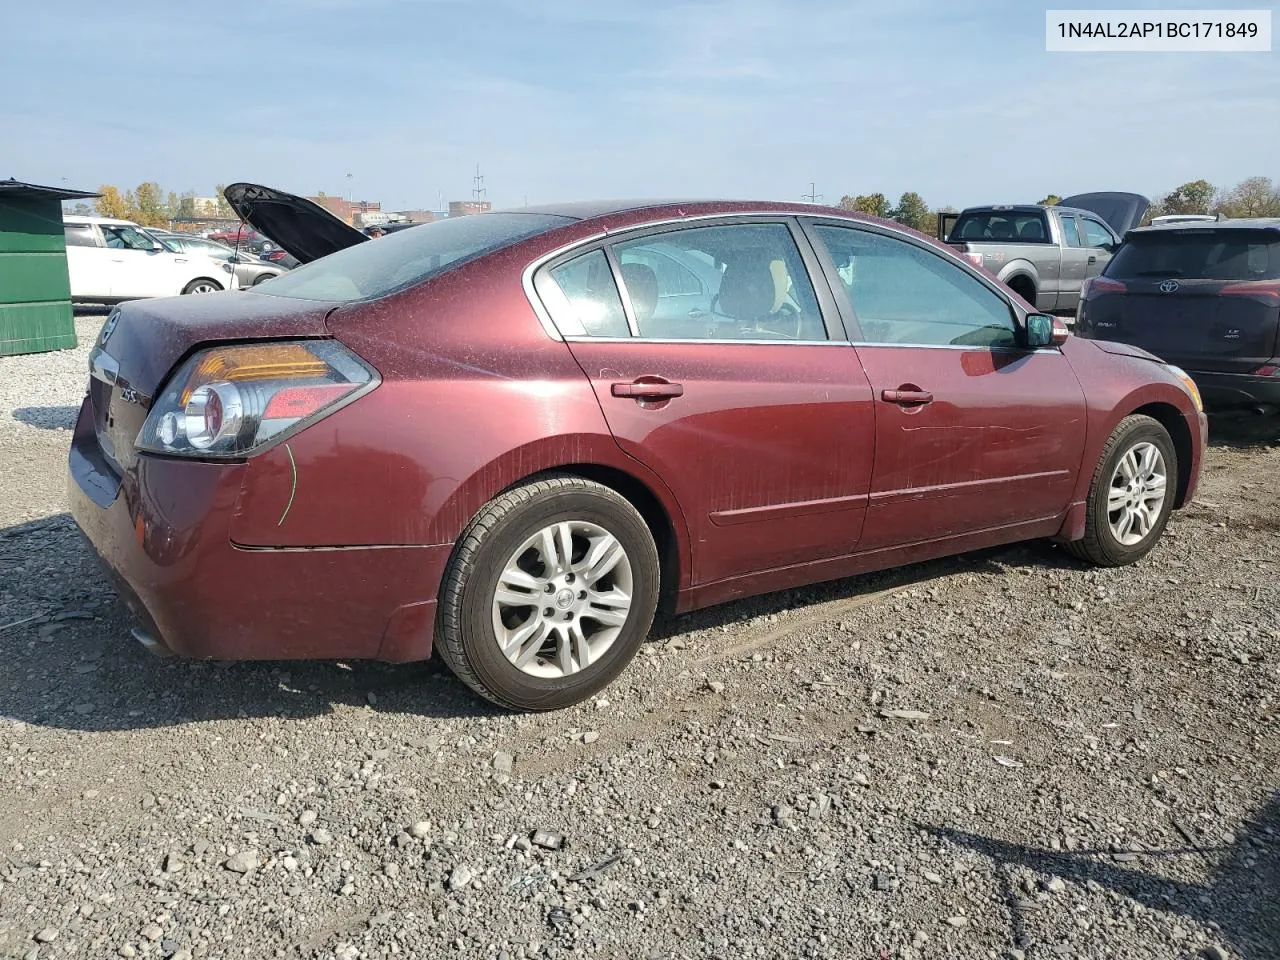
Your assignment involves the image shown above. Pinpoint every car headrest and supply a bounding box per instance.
[718,256,778,322]
[620,262,659,326]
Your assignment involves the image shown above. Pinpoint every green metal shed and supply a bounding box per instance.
[0,178,100,356]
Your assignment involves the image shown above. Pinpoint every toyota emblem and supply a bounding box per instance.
[1159,280,1180,293]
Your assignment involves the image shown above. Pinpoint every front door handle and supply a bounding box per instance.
[1087,255,1097,264]
[611,379,684,400]
[687,308,707,319]
[881,387,933,406]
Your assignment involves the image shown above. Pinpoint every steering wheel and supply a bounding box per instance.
[753,302,802,339]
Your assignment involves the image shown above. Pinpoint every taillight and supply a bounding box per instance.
[1252,363,1280,377]
[1220,281,1280,302]
[957,245,983,268]
[137,340,377,458]
[1082,277,1126,299]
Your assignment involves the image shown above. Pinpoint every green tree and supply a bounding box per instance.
[132,181,168,226]
[96,185,129,219]
[1223,176,1280,217]
[213,184,235,219]
[889,191,931,233]
[1160,179,1215,215]
[837,193,888,218]
[67,202,93,216]
[1038,194,1062,206]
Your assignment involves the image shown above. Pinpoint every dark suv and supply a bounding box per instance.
[1076,219,1280,414]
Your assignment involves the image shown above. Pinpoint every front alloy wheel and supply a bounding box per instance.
[1106,441,1168,545]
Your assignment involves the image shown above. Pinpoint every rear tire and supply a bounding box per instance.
[182,279,221,295]
[1064,414,1177,566]
[435,476,660,712]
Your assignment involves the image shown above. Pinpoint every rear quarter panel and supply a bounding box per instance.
[227,242,694,588]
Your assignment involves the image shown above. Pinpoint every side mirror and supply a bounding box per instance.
[1025,313,1070,348]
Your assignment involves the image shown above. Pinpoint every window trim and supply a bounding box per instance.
[526,214,848,344]
[799,216,1032,352]
[1080,216,1116,249]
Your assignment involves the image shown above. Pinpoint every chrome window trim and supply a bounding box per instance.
[562,336,846,346]
[522,211,933,344]
[849,342,1062,354]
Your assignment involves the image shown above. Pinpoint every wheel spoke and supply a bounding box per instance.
[1107,486,1130,511]
[502,616,547,658]
[513,621,552,668]
[587,587,631,627]
[1131,504,1151,537]
[568,621,590,670]
[579,534,625,585]
[556,625,575,675]
[1138,444,1159,478]
[1118,452,1138,482]
[1115,508,1135,541]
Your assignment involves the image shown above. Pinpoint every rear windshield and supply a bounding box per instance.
[255,213,574,302]
[948,212,1049,243]
[1107,231,1280,281]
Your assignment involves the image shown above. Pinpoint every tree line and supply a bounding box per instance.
[65,182,236,226]
[836,176,1280,235]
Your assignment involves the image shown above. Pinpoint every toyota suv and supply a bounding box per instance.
[1076,218,1280,415]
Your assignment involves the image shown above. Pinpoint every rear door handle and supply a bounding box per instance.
[611,379,684,400]
[881,388,933,405]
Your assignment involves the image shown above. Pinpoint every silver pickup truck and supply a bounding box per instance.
[938,192,1149,316]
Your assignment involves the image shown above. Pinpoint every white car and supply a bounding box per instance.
[62,216,239,303]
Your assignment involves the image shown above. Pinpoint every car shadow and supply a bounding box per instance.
[12,405,79,431]
[1208,414,1279,449]
[1,512,1082,733]
[920,790,1280,959]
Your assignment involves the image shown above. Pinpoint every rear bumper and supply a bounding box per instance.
[67,398,449,662]
[1189,370,1280,411]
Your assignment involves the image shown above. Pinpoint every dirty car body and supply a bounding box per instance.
[69,186,1206,711]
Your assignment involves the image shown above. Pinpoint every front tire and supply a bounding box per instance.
[436,476,660,711]
[1064,414,1176,566]
[183,279,221,295]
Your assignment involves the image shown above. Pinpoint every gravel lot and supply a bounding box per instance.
[1,316,1277,960]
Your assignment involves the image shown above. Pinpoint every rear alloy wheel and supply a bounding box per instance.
[183,279,221,295]
[1065,414,1177,566]
[436,476,660,711]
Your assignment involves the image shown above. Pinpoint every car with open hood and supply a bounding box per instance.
[68,183,1205,711]
[939,192,1150,315]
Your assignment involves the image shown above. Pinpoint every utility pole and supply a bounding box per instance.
[472,164,487,204]
[802,182,823,204]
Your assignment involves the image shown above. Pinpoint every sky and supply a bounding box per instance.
[3,0,1278,211]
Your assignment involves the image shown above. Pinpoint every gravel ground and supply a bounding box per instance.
[1,320,1277,960]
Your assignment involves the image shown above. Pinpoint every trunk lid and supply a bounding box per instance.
[1060,192,1150,236]
[222,182,367,264]
[1084,278,1280,372]
[88,292,334,471]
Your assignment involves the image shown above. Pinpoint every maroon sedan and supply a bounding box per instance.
[69,185,1207,711]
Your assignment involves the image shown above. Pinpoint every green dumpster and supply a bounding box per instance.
[0,178,100,356]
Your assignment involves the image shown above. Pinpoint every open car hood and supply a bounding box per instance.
[1060,192,1150,236]
[222,183,367,265]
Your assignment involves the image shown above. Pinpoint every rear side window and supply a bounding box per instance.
[64,224,97,247]
[541,250,630,337]
[949,212,1049,243]
[1059,215,1083,247]
[1107,232,1280,281]
[255,213,574,302]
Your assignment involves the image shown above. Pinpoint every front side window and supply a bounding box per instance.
[611,223,826,340]
[814,225,1017,348]
[1082,218,1114,248]
[101,225,155,251]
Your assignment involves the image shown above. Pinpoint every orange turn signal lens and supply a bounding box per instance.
[180,344,329,405]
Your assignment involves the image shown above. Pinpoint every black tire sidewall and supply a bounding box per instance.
[456,489,659,711]
[1091,420,1177,564]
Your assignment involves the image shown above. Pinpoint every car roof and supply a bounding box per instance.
[496,198,868,223]
[1128,217,1280,235]
[63,215,138,226]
